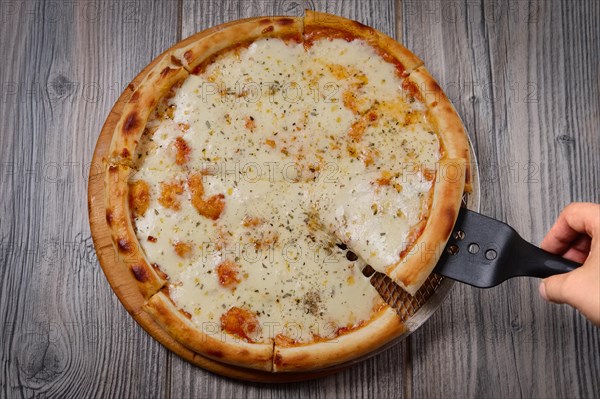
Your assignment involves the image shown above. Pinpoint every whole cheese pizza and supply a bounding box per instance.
[104,11,470,372]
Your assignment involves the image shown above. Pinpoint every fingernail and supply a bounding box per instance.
[539,281,548,300]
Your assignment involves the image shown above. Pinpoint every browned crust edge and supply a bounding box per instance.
[172,16,303,73]
[389,158,466,294]
[385,67,470,295]
[144,291,274,372]
[273,307,406,372]
[107,56,189,165]
[105,164,166,298]
[304,10,423,76]
[408,66,472,192]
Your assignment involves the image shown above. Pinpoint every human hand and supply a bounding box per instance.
[539,202,600,326]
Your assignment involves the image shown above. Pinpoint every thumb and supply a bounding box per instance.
[539,274,570,304]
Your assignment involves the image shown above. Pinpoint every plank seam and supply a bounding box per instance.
[403,335,413,399]
[177,0,183,42]
[395,0,403,42]
[395,2,415,397]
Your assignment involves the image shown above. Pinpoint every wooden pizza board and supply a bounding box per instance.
[87,18,348,383]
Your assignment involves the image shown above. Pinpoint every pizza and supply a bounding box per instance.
[104,10,470,372]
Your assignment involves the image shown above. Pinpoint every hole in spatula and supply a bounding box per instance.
[468,243,480,254]
[447,244,459,255]
[454,230,465,240]
[362,265,376,277]
[346,251,358,261]
[485,249,497,260]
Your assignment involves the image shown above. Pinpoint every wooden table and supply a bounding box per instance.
[1,0,598,397]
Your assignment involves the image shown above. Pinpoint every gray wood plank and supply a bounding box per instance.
[180,0,397,40]
[0,1,180,398]
[170,349,407,399]
[401,0,600,397]
[2,0,598,398]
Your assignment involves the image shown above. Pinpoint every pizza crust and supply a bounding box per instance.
[407,66,472,193]
[387,158,466,294]
[172,16,303,73]
[107,55,188,166]
[304,10,423,76]
[408,68,468,159]
[105,164,166,298]
[273,306,406,372]
[144,291,274,371]
[380,67,470,295]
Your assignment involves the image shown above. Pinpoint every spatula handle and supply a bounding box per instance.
[510,238,580,279]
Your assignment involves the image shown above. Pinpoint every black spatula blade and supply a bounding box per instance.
[434,208,581,288]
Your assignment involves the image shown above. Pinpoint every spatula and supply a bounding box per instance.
[433,208,581,288]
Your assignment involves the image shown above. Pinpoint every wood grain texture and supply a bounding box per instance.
[1,0,598,398]
[400,0,600,398]
[0,1,179,397]
[180,0,397,39]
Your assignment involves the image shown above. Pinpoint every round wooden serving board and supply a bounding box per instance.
[88,18,349,383]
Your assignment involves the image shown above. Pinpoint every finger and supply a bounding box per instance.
[540,203,600,254]
[562,247,591,264]
[560,235,592,263]
[543,234,591,261]
[570,234,592,254]
[539,273,570,304]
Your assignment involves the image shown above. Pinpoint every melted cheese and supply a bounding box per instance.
[131,38,440,343]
